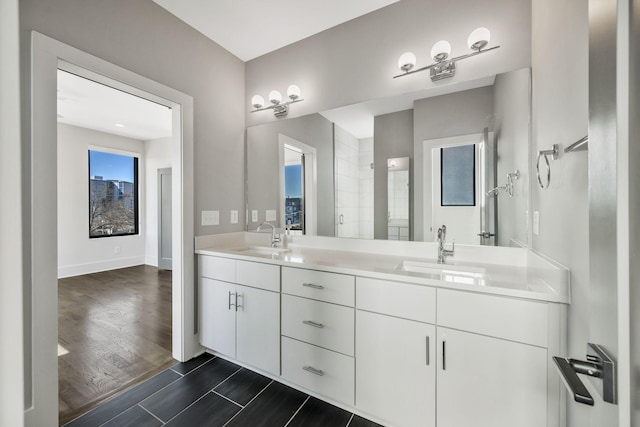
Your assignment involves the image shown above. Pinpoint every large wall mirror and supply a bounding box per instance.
[246,67,531,247]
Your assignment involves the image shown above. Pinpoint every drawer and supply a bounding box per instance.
[200,255,235,282]
[356,277,436,324]
[282,267,354,306]
[236,260,280,292]
[282,294,354,356]
[281,337,354,405]
[437,289,548,347]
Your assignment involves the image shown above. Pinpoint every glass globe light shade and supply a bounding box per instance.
[251,95,264,109]
[468,27,491,51]
[269,90,282,105]
[431,40,451,62]
[397,52,417,72]
[287,85,301,100]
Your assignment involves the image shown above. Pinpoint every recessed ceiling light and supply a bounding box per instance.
[114,123,125,127]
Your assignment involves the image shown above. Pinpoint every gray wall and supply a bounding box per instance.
[493,69,530,246]
[531,0,590,425]
[20,0,246,238]
[246,114,335,236]
[373,110,413,239]
[19,0,245,411]
[413,86,495,241]
[245,0,531,127]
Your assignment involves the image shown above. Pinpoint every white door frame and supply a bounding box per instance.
[28,32,196,426]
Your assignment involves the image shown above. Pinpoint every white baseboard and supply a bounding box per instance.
[58,256,146,278]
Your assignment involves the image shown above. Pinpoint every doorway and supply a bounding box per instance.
[56,69,175,423]
[28,33,196,426]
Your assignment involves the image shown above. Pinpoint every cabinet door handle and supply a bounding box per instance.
[426,336,430,366]
[235,293,243,311]
[442,340,446,371]
[302,320,324,328]
[228,291,235,310]
[303,365,324,376]
[302,283,324,290]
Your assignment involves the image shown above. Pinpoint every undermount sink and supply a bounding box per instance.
[231,246,291,256]
[395,260,486,277]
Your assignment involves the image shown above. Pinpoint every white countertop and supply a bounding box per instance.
[195,233,570,304]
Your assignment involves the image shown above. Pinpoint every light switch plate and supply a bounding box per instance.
[265,210,276,221]
[230,210,238,224]
[252,210,258,222]
[202,210,220,226]
[533,211,540,235]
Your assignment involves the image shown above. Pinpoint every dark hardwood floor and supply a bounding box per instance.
[58,265,174,426]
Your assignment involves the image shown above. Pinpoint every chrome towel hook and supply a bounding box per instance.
[536,144,560,189]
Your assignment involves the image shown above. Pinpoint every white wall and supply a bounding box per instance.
[531,0,589,425]
[144,136,172,267]
[0,0,24,425]
[57,123,146,277]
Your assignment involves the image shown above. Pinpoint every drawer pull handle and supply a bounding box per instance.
[235,293,243,311]
[302,320,324,328]
[442,340,446,371]
[426,336,430,366]
[303,365,324,376]
[302,283,324,290]
[228,291,235,310]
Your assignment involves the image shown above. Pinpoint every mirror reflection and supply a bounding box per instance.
[387,157,410,241]
[246,67,530,247]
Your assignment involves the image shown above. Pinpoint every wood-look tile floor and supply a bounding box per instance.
[58,265,174,426]
[63,354,384,427]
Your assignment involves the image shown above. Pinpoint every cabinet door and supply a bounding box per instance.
[437,327,547,427]
[356,310,435,427]
[200,278,236,357]
[235,285,280,375]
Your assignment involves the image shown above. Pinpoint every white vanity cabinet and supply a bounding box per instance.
[199,255,280,375]
[280,266,356,405]
[436,328,547,427]
[355,278,564,427]
[435,289,550,427]
[356,277,437,427]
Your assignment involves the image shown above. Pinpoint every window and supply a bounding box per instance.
[441,144,475,206]
[89,150,139,238]
[284,159,304,231]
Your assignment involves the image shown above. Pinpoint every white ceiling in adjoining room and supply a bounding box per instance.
[57,70,172,141]
[320,75,497,139]
[151,0,400,61]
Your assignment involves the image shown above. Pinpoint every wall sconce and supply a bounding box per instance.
[251,85,303,118]
[394,27,500,81]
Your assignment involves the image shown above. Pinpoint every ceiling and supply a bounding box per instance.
[57,70,172,140]
[151,0,400,61]
[320,75,497,139]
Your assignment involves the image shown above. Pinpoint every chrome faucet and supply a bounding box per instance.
[437,225,455,264]
[257,222,281,247]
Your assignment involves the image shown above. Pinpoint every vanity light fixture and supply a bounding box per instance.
[394,27,500,81]
[251,85,304,118]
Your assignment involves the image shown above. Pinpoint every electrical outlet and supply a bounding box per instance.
[266,210,276,221]
[252,210,258,222]
[202,210,220,226]
[230,210,239,224]
[114,246,121,254]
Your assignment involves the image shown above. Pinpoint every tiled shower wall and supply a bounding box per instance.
[334,126,373,239]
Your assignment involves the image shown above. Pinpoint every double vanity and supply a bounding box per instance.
[195,232,569,427]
